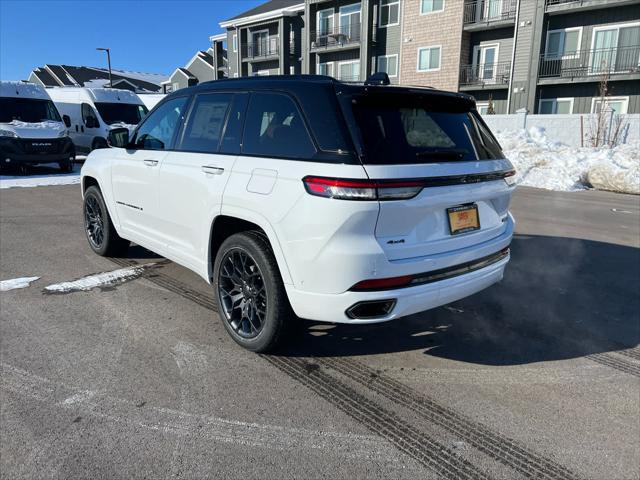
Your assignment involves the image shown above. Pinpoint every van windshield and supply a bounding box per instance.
[0,97,61,123]
[94,102,148,125]
[351,93,504,164]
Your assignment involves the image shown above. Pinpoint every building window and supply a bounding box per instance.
[590,22,640,74]
[318,62,334,77]
[380,0,400,27]
[539,98,574,114]
[417,46,441,71]
[545,27,582,59]
[476,102,489,115]
[421,0,444,14]
[377,54,398,77]
[317,8,335,37]
[232,34,237,53]
[338,60,360,82]
[591,96,629,114]
[339,3,361,41]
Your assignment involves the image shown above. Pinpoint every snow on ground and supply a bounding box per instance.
[0,160,84,189]
[497,127,640,194]
[0,277,40,292]
[43,264,154,294]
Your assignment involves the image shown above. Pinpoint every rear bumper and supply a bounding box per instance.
[285,214,513,323]
[286,253,508,324]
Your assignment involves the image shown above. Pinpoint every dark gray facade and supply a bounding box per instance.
[215,0,639,113]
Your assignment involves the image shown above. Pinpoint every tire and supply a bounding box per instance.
[83,186,130,257]
[58,158,73,173]
[213,231,293,353]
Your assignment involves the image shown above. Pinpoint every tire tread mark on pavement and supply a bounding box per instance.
[109,257,218,312]
[586,353,640,378]
[615,347,640,362]
[263,356,488,480]
[320,358,580,480]
[105,255,580,479]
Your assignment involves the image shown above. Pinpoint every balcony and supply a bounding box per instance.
[544,0,638,14]
[242,37,279,61]
[538,46,640,82]
[463,0,517,30]
[459,61,511,89]
[310,22,361,51]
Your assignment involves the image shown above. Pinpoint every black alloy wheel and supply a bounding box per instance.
[84,195,104,249]
[218,248,268,338]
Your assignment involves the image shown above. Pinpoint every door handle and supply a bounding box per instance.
[143,159,159,166]
[201,165,224,175]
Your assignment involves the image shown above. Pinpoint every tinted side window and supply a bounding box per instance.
[220,93,249,155]
[132,96,189,151]
[242,93,315,159]
[81,103,99,128]
[177,93,232,153]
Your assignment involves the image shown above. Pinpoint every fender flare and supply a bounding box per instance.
[210,205,294,286]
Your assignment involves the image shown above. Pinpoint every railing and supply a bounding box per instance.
[243,37,279,59]
[336,74,361,83]
[459,61,511,86]
[538,45,640,79]
[463,0,517,25]
[310,22,361,49]
[545,0,582,7]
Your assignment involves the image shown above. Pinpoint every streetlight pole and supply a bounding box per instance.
[96,48,112,88]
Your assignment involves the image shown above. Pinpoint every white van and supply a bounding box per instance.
[47,87,148,154]
[0,81,75,172]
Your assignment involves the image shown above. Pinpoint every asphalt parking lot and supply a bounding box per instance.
[1,181,639,479]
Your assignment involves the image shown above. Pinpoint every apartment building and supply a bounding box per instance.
[161,35,227,93]
[218,0,639,113]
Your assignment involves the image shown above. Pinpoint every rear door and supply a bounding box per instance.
[111,95,190,247]
[155,92,245,272]
[348,91,515,261]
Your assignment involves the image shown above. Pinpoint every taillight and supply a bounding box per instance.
[302,176,423,201]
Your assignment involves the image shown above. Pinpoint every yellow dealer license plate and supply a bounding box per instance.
[447,204,480,235]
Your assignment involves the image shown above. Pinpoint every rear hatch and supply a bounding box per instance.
[345,88,514,262]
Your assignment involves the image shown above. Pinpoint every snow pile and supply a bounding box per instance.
[0,277,40,292]
[0,166,80,189]
[496,127,640,194]
[43,264,154,294]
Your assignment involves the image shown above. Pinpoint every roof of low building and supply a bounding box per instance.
[29,64,167,92]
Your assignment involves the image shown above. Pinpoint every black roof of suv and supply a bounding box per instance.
[159,75,498,166]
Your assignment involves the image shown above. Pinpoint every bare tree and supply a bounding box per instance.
[586,68,629,148]
[486,94,495,115]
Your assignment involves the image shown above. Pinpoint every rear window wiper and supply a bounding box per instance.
[415,148,468,161]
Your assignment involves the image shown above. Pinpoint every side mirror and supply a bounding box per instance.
[107,128,130,148]
[62,115,71,128]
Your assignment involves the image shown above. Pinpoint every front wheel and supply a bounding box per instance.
[213,232,293,353]
[83,186,130,256]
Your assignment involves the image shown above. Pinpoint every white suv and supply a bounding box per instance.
[81,76,515,352]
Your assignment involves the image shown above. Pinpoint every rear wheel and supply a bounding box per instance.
[214,231,293,353]
[83,186,129,256]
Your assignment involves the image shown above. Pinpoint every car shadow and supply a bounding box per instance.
[278,234,640,365]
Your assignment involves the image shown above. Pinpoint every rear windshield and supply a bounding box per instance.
[351,94,504,164]
[95,102,148,125]
[0,97,61,123]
